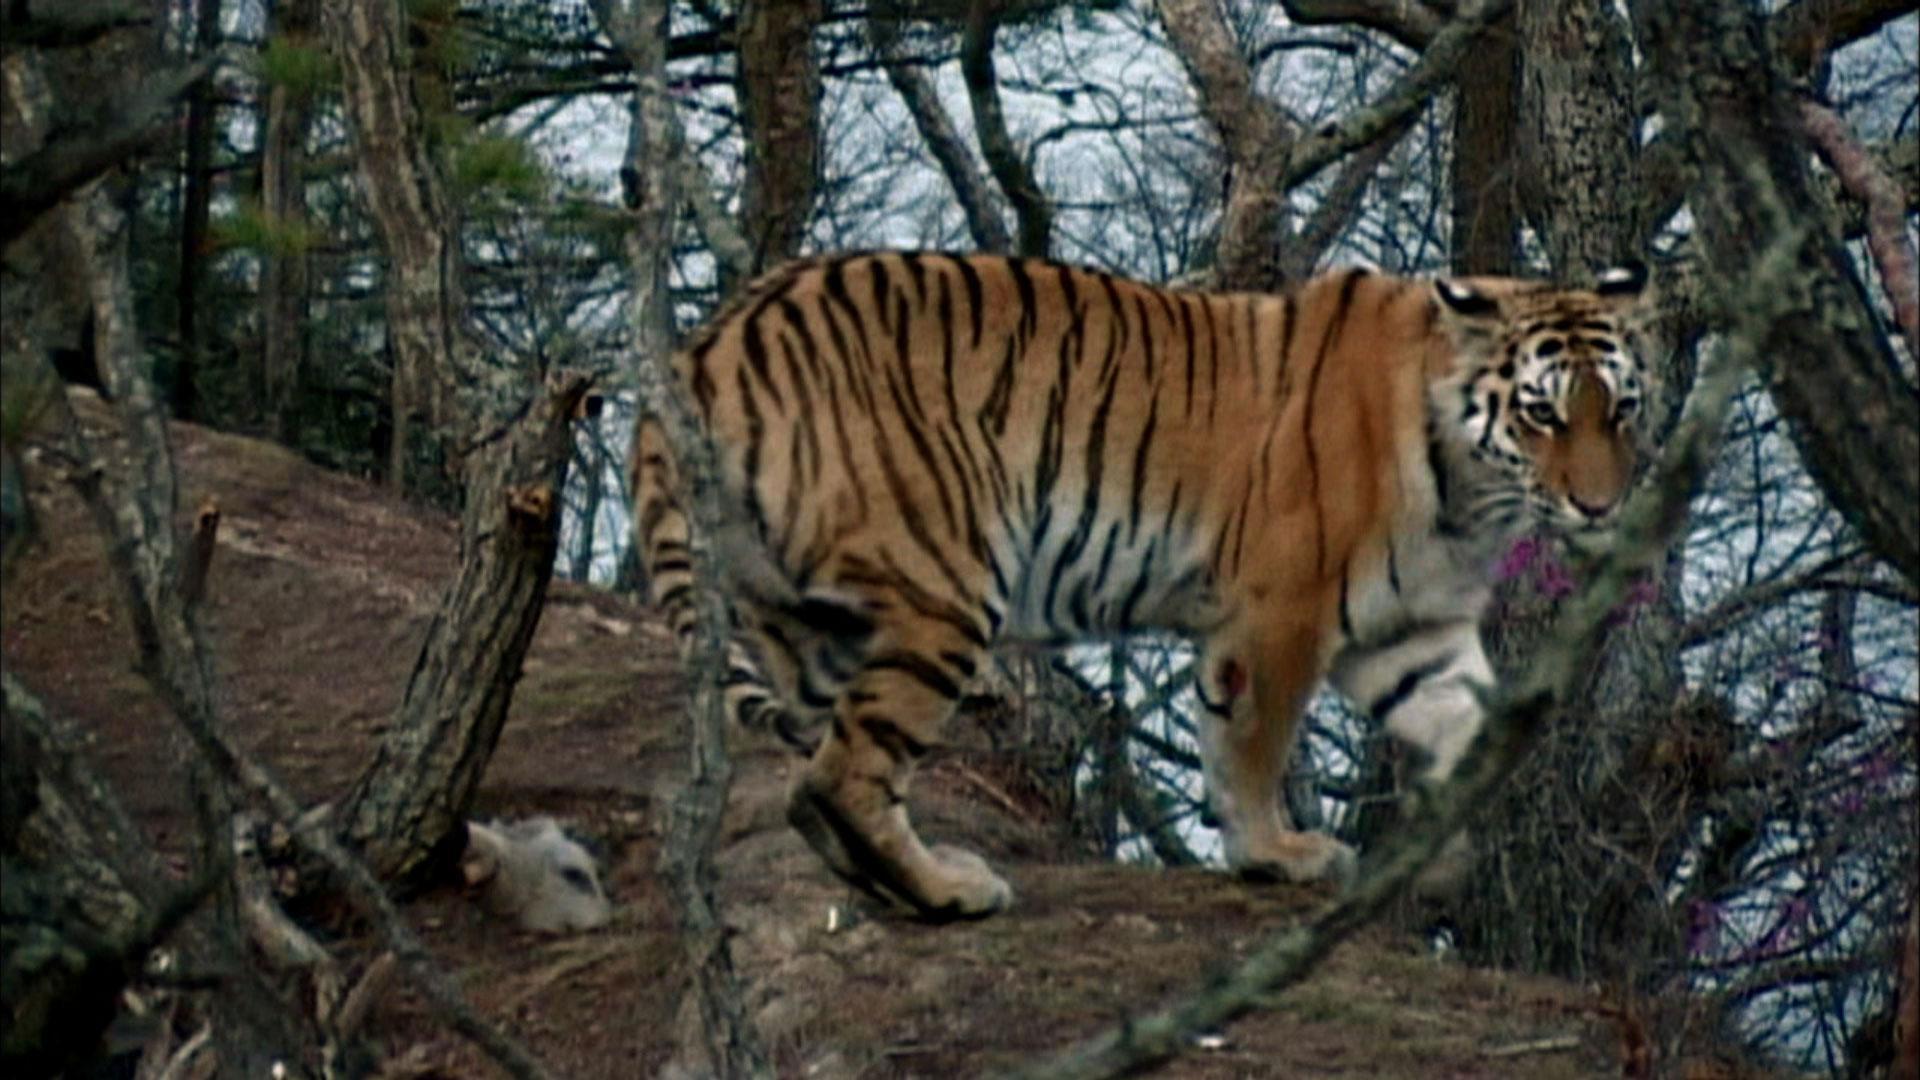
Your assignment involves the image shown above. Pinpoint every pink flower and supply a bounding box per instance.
[1536,557,1577,600]
[1495,536,1545,582]
[1624,577,1660,609]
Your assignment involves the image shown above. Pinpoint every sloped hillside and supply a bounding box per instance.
[1,392,1768,1078]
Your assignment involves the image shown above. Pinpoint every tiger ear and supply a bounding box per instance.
[1433,277,1500,320]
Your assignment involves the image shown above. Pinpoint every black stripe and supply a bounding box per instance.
[1300,268,1367,574]
[1125,395,1158,545]
[1006,258,1038,341]
[1175,293,1197,409]
[1368,656,1451,721]
[1196,295,1220,419]
[954,255,985,349]
[1276,293,1299,403]
[1338,566,1356,640]
[868,651,964,701]
[1045,327,1119,625]
[859,715,931,759]
[1118,539,1157,630]
[881,368,957,534]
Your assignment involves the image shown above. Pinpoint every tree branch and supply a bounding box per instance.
[0,56,213,249]
[869,8,1011,253]
[1156,0,1295,288]
[961,0,1052,257]
[1282,0,1509,190]
[1279,0,1443,49]
[1772,0,1915,72]
[1798,99,1919,360]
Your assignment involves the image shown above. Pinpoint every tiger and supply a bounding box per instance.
[629,251,1656,920]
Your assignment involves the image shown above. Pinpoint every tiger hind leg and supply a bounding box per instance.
[785,627,1011,920]
[631,414,828,753]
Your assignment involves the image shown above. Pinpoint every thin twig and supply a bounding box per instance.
[1481,1034,1582,1058]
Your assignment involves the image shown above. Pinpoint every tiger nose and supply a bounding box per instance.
[1569,495,1611,521]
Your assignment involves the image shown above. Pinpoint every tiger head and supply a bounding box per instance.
[1430,263,1658,535]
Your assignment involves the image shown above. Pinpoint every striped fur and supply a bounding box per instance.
[631,252,1655,919]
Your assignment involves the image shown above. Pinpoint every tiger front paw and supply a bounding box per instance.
[1228,830,1358,887]
[925,843,1013,919]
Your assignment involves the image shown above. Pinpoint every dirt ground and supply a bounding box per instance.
[2,392,1772,1078]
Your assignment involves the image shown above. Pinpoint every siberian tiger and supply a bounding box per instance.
[630,252,1655,920]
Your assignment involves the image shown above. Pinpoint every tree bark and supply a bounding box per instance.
[1449,9,1516,275]
[1157,0,1293,288]
[258,0,317,442]
[322,0,593,885]
[1514,0,1639,272]
[336,373,590,884]
[173,0,223,421]
[735,0,823,274]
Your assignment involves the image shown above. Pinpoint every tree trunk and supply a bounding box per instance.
[259,0,317,442]
[336,384,588,884]
[320,0,458,493]
[1514,0,1640,272]
[1449,9,1517,275]
[735,0,822,274]
[1157,0,1293,288]
[592,0,773,1071]
[173,0,222,421]
[322,0,591,885]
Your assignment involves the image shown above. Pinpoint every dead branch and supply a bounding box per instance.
[335,952,397,1042]
[1282,0,1509,189]
[1480,1034,1582,1058]
[1004,198,1802,1080]
[869,5,1012,253]
[1797,98,1919,360]
[177,496,219,608]
[962,0,1052,257]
